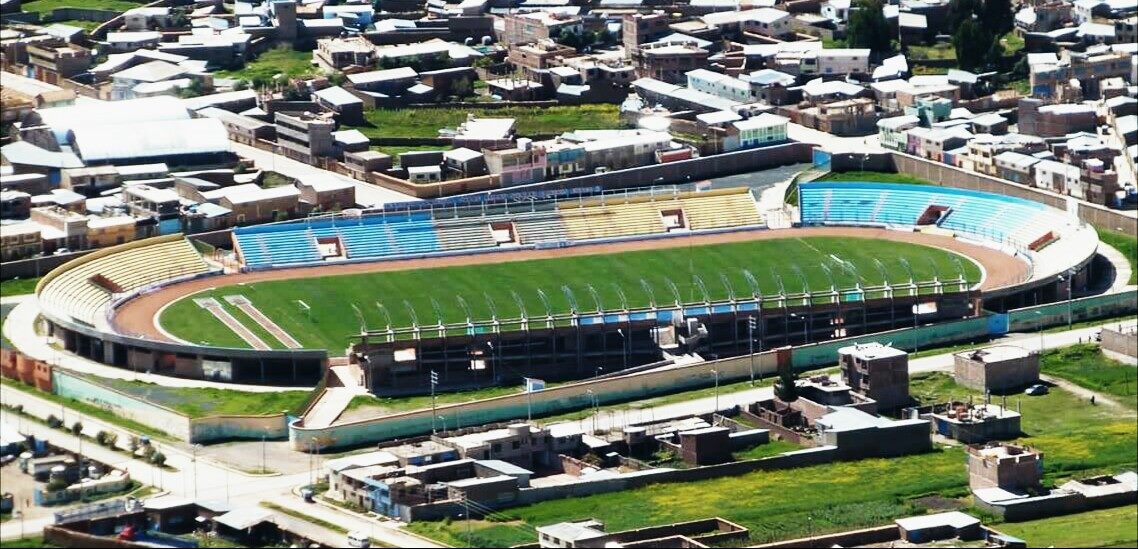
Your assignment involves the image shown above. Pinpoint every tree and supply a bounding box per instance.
[847,0,892,56]
[451,76,473,98]
[981,0,1014,36]
[150,452,166,467]
[128,436,141,454]
[946,0,981,30]
[558,29,583,49]
[233,79,250,91]
[70,421,83,437]
[773,368,799,403]
[95,431,109,446]
[596,28,614,45]
[47,415,62,428]
[953,19,996,71]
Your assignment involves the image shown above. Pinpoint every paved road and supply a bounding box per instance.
[231,142,416,208]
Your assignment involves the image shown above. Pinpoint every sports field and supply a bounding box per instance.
[158,236,981,350]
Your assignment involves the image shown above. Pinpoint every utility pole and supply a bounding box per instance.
[430,370,439,434]
[191,444,202,500]
[711,369,720,414]
[525,378,533,422]
[747,316,756,386]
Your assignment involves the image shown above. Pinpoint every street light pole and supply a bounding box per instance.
[192,444,201,500]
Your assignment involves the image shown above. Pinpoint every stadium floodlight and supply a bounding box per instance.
[561,286,579,313]
[611,283,628,311]
[692,274,711,304]
[790,265,810,294]
[819,263,836,290]
[872,258,890,286]
[403,300,420,328]
[456,295,473,324]
[925,257,941,281]
[586,284,604,313]
[742,269,761,300]
[430,297,445,328]
[898,258,916,284]
[510,290,528,320]
[639,279,657,308]
[536,289,553,317]
[663,277,683,307]
[719,273,736,301]
[483,292,498,321]
[351,303,367,333]
[770,268,787,297]
[375,302,392,330]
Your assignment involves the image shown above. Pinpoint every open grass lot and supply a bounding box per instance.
[0,536,60,548]
[357,104,622,139]
[1,277,41,297]
[160,237,980,350]
[1,377,172,441]
[408,450,968,547]
[371,145,447,164]
[20,0,141,13]
[50,18,102,30]
[91,376,311,418]
[215,46,318,83]
[910,369,1136,480]
[1041,344,1137,407]
[1097,228,1137,285]
[994,505,1138,548]
[816,171,935,185]
[409,365,1137,547]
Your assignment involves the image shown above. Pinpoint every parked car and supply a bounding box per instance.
[346,531,370,548]
[1025,384,1049,396]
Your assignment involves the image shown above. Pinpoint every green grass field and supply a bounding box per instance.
[214,46,318,83]
[21,0,142,13]
[409,367,1137,547]
[1097,228,1137,285]
[1041,344,1137,407]
[160,237,981,350]
[994,505,1138,548]
[92,377,311,418]
[356,104,622,139]
[1,277,41,297]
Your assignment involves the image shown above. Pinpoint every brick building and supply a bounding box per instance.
[954,346,1040,392]
[839,342,910,410]
[967,443,1043,491]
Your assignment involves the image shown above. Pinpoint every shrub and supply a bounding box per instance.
[45,478,69,492]
[128,436,140,453]
[46,415,62,428]
[95,431,109,446]
[150,452,166,467]
[70,422,83,436]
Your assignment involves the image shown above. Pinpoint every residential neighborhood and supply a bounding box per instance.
[0,0,1136,546]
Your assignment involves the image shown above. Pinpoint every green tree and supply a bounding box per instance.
[946,0,981,30]
[150,452,166,467]
[558,29,584,49]
[233,79,250,91]
[847,0,892,56]
[70,421,83,437]
[981,0,1014,36]
[451,76,473,98]
[953,19,996,71]
[773,368,799,403]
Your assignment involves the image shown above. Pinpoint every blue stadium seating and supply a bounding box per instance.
[799,182,1061,245]
[234,212,441,268]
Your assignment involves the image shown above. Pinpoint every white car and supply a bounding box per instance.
[346,531,371,548]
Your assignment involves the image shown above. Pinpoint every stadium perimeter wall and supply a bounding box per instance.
[889,152,1136,238]
[51,370,288,443]
[290,289,1137,451]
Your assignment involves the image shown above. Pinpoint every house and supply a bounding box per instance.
[105,31,162,52]
[274,111,335,162]
[954,346,1040,392]
[967,443,1043,491]
[905,126,972,162]
[727,113,789,151]
[122,7,173,30]
[443,147,487,177]
[634,40,710,84]
[799,48,871,77]
[347,67,418,95]
[994,151,1040,185]
[1034,158,1084,197]
[686,69,754,103]
[313,86,364,126]
[297,175,355,212]
[313,36,375,71]
[877,115,921,151]
[839,342,910,410]
[25,39,91,84]
[502,12,583,45]
[110,60,192,100]
[484,141,547,186]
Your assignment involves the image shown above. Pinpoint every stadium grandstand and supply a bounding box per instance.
[233,187,764,269]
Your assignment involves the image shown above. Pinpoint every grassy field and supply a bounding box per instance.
[160,237,981,350]
[0,536,60,548]
[91,377,311,418]
[357,104,622,139]
[50,18,102,29]
[994,505,1138,548]
[1041,344,1137,407]
[408,366,1137,547]
[21,0,141,13]
[907,43,957,61]
[732,439,801,461]
[910,370,1136,479]
[1097,228,1137,285]
[215,46,318,83]
[371,145,447,165]
[1,277,41,297]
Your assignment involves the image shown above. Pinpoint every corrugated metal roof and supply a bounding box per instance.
[71,118,229,162]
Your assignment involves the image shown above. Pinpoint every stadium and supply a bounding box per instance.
[35,179,1100,394]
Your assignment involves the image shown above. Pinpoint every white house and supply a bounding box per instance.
[1034,158,1084,198]
[686,69,755,103]
[729,113,789,150]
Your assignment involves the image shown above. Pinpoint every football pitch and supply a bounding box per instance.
[159,236,981,351]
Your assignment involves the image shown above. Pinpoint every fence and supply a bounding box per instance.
[1006,291,1138,332]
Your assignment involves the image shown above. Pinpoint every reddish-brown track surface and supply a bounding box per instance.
[112,227,1027,342]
